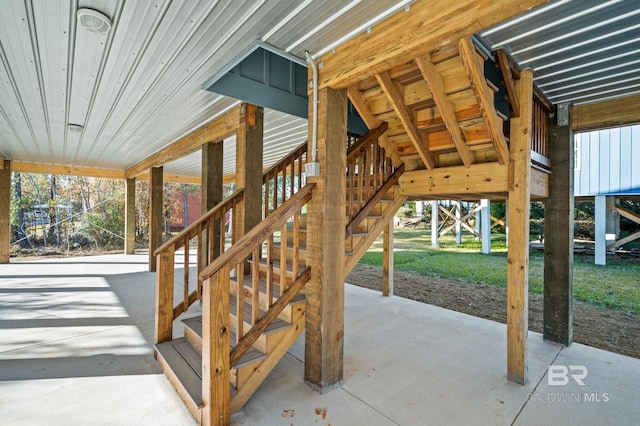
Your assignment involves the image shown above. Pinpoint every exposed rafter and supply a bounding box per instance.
[375,71,437,170]
[346,85,402,167]
[496,49,520,118]
[416,54,474,168]
[458,36,509,165]
[125,105,242,179]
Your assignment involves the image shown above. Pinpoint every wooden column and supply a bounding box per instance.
[149,166,163,272]
[305,86,347,392]
[544,109,574,345]
[431,201,439,248]
[480,199,491,254]
[383,219,394,297]
[506,69,533,385]
[0,160,11,263]
[124,178,136,255]
[202,141,224,262]
[235,104,264,238]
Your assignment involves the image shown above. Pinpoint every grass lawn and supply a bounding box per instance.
[359,227,640,315]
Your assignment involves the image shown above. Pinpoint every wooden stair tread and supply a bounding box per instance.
[155,338,203,411]
[182,317,267,368]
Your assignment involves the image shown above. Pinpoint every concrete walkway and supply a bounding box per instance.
[1,253,638,425]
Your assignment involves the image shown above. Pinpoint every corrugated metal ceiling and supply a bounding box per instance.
[1,0,639,178]
[479,0,640,106]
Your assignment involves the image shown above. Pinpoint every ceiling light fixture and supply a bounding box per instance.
[77,8,111,36]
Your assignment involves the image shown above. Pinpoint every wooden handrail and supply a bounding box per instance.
[229,266,311,367]
[262,141,307,179]
[347,122,388,161]
[346,164,404,237]
[155,189,244,255]
[200,183,315,281]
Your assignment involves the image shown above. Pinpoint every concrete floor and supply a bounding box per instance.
[1,253,638,425]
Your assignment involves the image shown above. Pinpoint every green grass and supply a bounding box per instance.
[359,228,640,315]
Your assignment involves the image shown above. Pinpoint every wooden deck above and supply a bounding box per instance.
[345,36,550,201]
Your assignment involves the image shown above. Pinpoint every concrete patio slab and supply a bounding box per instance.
[1,253,638,425]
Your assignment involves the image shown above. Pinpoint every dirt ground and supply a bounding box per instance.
[347,263,640,360]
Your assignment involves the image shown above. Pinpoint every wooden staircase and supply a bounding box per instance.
[153,128,405,425]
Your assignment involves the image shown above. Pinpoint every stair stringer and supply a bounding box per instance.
[345,192,407,275]
[230,300,306,413]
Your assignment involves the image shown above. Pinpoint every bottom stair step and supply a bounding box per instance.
[155,338,203,418]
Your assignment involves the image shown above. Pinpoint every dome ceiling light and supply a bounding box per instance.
[77,8,111,36]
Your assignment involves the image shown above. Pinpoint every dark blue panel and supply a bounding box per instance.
[207,47,368,133]
[269,54,292,92]
[238,49,266,83]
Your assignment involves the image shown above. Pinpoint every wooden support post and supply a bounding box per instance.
[149,166,163,272]
[235,104,264,239]
[0,160,11,263]
[155,246,175,343]
[305,86,347,392]
[124,178,136,255]
[202,141,224,264]
[202,269,231,425]
[507,69,534,385]
[594,195,607,266]
[544,110,574,345]
[481,199,491,254]
[383,219,394,297]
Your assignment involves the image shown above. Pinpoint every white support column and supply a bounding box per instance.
[475,203,481,241]
[455,201,462,244]
[595,195,607,265]
[606,196,618,240]
[481,199,491,254]
[415,200,424,217]
[431,200,439,248]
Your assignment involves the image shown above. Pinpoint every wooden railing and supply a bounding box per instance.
[199,183,314,425]
[154,189,243,343]
[531,97,551,171]
[345,122,399,235]
[263,141,307,217]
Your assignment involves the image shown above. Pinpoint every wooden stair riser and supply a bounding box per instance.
[272,243,308,263]
[229,277,304,323]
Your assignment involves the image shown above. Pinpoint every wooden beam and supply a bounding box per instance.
[543,110,574,345]
[12,162,125,179]
[376,71,437,169]
[125,106,241,179]
[571,93,640,132]
[149,166,163,272]
[399,162,509,197]
[347,85,402,166]
[138,172,201,185]
[496,49,520,118]
[382,219,394,297]
[124,178,136,255]
[507,69,534,385]
[459,37,510,165]
[317,0,550,90]
[416,54,474,167]
[235,104,264,239]
[305,86,347,392]
[0,160,10,263]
